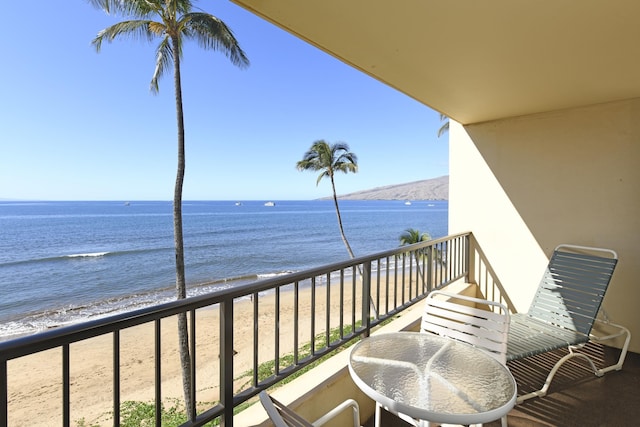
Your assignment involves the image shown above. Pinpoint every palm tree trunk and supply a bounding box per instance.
[329,176,355,258]
[330,176,378,316]
[171,35,193,420]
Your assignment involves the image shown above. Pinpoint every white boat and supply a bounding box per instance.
[235,202,242,206]
[404,201,412,206]
[264,201,275,207]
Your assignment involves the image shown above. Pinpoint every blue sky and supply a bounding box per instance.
[1,1,447,201]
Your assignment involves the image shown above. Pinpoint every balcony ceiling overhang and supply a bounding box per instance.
[231,0,640,125]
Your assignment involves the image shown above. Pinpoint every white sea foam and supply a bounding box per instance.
[256,270,294,279]
[66,252,109,258]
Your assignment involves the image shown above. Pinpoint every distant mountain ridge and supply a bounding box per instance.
[324,175,449,200]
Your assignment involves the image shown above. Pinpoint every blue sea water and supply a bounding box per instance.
[0,200,447,340]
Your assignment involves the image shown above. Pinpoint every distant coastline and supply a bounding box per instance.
[321,175,448,201]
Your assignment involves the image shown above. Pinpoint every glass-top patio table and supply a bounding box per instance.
[348,332,517,427]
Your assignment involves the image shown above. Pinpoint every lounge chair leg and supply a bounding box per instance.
[517,323,632,404]
[591,321,631,375]
[517,350,594,404]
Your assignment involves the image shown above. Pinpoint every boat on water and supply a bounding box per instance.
[264,201,275,207]
[235,202,242,206]
[404,201,412,206]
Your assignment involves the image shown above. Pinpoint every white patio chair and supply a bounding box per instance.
[259,390,362,427]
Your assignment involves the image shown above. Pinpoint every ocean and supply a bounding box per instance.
[0,200,447,340]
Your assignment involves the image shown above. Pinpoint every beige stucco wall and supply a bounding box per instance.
[449,98,640,353]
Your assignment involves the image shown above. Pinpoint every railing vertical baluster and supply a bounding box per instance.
[465,234,470,280]
[408,252,414,301]
[294,282,299,365]
[219,299,234,427]
[455,237,460,278]
[448,239,453,280]
[435,242,441,287]
[154,321,161,427]
[385,256,390,314]
[311,276,316,355]
[351,267,356,331]
[62,344,70,427]
[113,330,120,427]
[445,240,450,283]
[449,239,454,280]
[427,244,433,293]
[253,294,259,386]
[456,239,464,275]
[190,310,196,422]
[362,261,372,337]
[1,360,7,427]
[275,287,280,375]
[401,254,406,303]
[325,273,331,348]
[339,270,344,339]
[393,254,399,309]
[375,259,381,320]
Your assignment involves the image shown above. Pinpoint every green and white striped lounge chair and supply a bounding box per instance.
[506,244,631,403]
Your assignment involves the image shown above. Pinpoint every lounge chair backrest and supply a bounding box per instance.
[526,244,618,335]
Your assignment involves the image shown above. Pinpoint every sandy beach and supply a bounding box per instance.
[6,279,379,426]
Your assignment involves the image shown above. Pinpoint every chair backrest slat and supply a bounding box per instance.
[527,248,617,335]
[421,291,510,364]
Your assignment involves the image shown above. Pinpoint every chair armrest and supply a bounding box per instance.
[312,398,361,427]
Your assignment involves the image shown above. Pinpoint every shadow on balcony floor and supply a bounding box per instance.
[365,343,640,427]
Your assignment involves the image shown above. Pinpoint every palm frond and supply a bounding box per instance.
[151,36,173,93]
[92,20,160,52]
[437,114,449,138]
[297,140,358,187]
[399,228,431,245]
[182,13,250,69]
[87,0,160,18]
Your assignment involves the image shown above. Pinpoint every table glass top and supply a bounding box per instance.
[349,332,516,420]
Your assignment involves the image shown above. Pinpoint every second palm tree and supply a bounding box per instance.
[297,140,358,258]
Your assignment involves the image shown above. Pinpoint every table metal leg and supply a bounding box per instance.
[375,403,382,427]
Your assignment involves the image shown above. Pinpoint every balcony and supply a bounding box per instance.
[1,232,636,426]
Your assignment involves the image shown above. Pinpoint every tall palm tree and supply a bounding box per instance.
[88,0,249,418]
[399,228,432,288]
[296,140,358,259]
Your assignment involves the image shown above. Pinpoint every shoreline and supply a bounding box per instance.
[0,262,380,342]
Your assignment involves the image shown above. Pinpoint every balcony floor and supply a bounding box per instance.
[365,343,640,427]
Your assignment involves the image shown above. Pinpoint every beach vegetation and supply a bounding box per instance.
[73,318,395,426]
[237,321,360,391]
[87,0,249,420]
[399,228,432,285]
